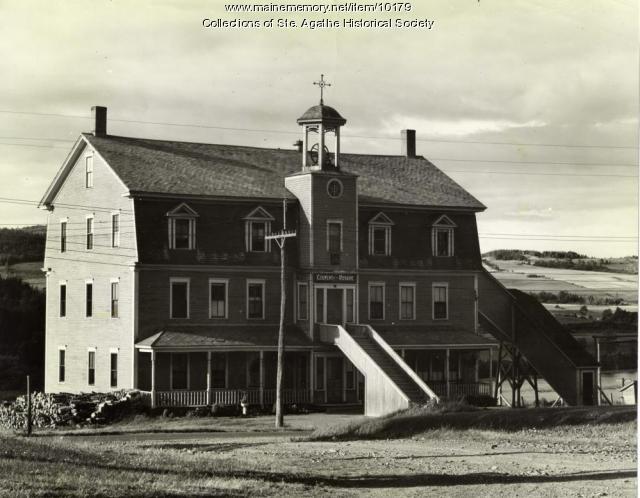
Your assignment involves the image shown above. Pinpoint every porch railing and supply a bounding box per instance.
[146,388,311,408]
[429,382,493,398]
[157,390,208,407]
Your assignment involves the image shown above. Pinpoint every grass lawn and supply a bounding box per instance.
[0,406,636,496]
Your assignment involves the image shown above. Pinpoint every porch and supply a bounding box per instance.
[136,350,311,408]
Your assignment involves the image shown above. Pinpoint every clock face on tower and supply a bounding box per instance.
[327,178,343,198]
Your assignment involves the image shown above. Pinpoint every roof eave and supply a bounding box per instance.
[128,190,298,203]
[38,136,87,209]
[357,199,486,212]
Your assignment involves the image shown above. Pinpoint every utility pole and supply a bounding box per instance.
[265,199,296,429]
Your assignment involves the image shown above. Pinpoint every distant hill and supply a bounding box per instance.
[0,276,45,390]
[0,225,46,266]
[483,249,638,274]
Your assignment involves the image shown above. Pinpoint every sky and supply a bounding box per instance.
[0,0,638,257]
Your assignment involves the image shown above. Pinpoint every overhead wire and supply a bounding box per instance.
[0,108,636,149]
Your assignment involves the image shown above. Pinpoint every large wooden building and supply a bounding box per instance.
[40,96,598,415]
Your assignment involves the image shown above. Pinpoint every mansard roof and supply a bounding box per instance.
[44,133,486,210]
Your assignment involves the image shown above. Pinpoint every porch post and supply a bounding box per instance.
[150,350,157,408]
[445,349,450,399]
[206,351,212,405]
[259,351,265,407]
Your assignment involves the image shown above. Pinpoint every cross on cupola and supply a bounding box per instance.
[313,74,331,105]
[297,75,347,171]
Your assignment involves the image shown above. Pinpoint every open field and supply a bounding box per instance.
[484,259,638,303]
[0,261,45,289]
[0,408,636,497]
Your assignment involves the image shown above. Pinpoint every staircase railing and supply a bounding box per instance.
[319,323,412,416]
[357,324,439,402]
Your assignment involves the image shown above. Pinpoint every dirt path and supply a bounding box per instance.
[125,426,636,496]
[5,420,636,496]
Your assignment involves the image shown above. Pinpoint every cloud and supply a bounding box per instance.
[382,116,547,138]
[504,208,554,219]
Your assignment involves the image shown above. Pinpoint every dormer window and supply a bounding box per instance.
[167,203,198,250]
[431,215,456,257]
[244,206,274,253]
[368,212,393,256]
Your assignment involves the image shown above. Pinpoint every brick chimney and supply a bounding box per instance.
[401,129,416,157]
[92,106,107,136]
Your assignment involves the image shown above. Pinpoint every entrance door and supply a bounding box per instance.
[326,289,343,325]
[326,357,344,403]
[582,371,595,405]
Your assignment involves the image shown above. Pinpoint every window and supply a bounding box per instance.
[244,206,274,252]
[327,221,342,253]
[60,221,67,253]
[111,281,119,318]
[171,353,188,390]
[170,278,189,319]
[58,349,65,383]
[315,288,324,322]
[297,282,308,321]
[346,288,355,323]
[167,203,198,250]
[88,351,95,386]
[247,280,265,319]
[110,353,118,387]
[85,282,93,317]
[315,356,325,390]
[211,353,226,388]
[170,218,196,249]
[86,217,94,250]
[250,221,268,251]
[111,213,120,247]
[345,360,355,390]
[433,283,448,320]
[209,279,228,319]
[368,212,393,256]
[432,215,456,257]
[85,155,93,188]
[59,283,66,317]
[399,283,416,320]
[368,283,385,320]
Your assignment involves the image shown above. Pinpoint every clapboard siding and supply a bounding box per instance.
[44,141,137,393]
[133,198,297,267]
[137,267,295,341]
[358,272,477,331]
[358,208,482,270]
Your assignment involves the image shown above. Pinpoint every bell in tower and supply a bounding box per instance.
[297,75,347,171]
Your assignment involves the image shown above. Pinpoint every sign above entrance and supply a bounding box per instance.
[314,272,357,283]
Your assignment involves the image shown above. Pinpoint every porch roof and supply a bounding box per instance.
[375,325,498,348]
[135,325,313,350]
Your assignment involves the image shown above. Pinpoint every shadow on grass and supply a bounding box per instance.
[334,450,574,460]
[145,442,270,453]
[272,469,638,488]
[306,406,638,441]
[3,434,636,491]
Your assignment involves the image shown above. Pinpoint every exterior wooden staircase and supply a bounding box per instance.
[319,323,438,416]
[478,270,598,406]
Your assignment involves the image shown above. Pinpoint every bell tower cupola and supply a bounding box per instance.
[297,74,347,171]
